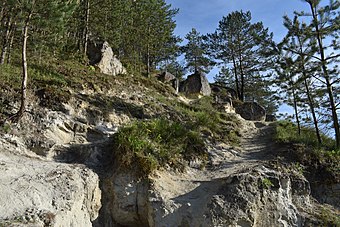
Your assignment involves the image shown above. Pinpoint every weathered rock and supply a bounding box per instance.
[179,72,211,97]
[210,83,238,100]
[235,101,266,121]
[87,41,126,76]
[157,71,179,93]
[157,71,176,83]
[0,139,101,227]
[95,172,150,227]
[265,114,277,122]
[107,166,316,227]
[210,84,237,113]
[204,168,311,227]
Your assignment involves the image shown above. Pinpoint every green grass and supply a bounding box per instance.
[260,178,274,189]
[113,118,207,176]
[274,121,336,149]
[150,95,241,146]
[274,120,339,175]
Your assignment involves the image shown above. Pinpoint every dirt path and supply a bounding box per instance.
[152,121,280,225]
[202,121,278,179]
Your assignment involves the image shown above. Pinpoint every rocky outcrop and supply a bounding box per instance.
[0,66,337,227]
[180,72,211,97]
[204,167,312,227]
[265,114,277,122]
[87,41,127,76]
[95,165,318,227]
[157,71,176,83]
[95,172,150,227]
[210,83,237,100]
[211,84,237,113]
[157,71,179,93]
[0,138,101,227]
[235,101,266,121]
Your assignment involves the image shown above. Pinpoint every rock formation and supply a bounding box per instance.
[87,41,127,76]
[180,72,211,97]
[157,71,179,93]
[265,114,277,122]
[234,101,266,121]
[0,138,101,226]
[157,71,176,83]
[210,83,237,113]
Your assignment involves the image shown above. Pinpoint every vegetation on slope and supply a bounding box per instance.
[274,121,339,179]
[113,119,206,176]
[0,57,242,176]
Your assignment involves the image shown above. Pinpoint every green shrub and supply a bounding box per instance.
[260,178,274,189]
[113,119,207,176]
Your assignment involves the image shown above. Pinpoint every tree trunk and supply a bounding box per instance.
[289,75,301,135]
[309,2,340,147]
[0,1,5,21]
[231,54,240,100]
[237,49,245,101]
[6,21,16,64]
[146,44,150,78]
[83,0,90,59]
[0,16,12,64]
[302,71,322,145]
[15,12,32,121]
[297,35,322,144]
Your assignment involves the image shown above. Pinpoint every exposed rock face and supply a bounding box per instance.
[157,71,176,83]
[0,139,101,227]
[96,172,150,227]
[1,70,337,227]
[87,41,127,76]
[157,71,179,93]
[235,101,266,121]
[210,83,238,100]
[180,72,211,97]
[204,168,311,227]
[265,114,277,122]
[95,165,317,227]
[211,84,237,113]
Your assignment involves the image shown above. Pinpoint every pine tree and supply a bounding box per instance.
[206,11,275,102]
[281,15,323,144]
[182,28,213,74]
[298,0,340,147]
[274,55,303,135]
[213,66,232,86]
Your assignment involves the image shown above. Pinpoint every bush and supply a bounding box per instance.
[113,119,207,176]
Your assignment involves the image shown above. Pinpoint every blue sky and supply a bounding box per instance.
[165,0,327,115]
[166,0,314,42]
[165,0,316,83]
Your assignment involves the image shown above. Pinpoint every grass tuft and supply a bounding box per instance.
[113,118,207,177]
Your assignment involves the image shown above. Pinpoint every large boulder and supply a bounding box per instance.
[210,83,238,100]
[157,71,179,93]
[87,41,127,76]
[265,114,277,122]
[234,101,266,121]
[210,84,237,113]
[179,72,211,97]
[157,71,176,83]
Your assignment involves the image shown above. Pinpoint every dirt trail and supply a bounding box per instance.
[202,121,278,179]
[152,121,281,225]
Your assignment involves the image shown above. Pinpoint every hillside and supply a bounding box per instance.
[0,59,339,227]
